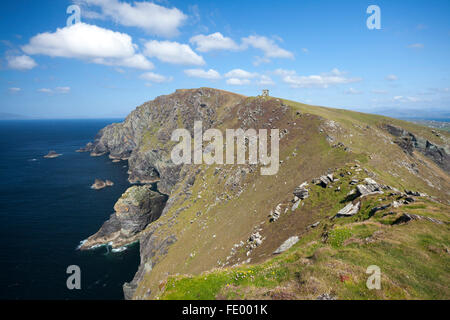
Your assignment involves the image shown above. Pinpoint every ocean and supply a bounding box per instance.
[0,119,140,300]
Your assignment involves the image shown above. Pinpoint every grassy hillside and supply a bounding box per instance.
[127,91,449,300]
[157,164,449,300]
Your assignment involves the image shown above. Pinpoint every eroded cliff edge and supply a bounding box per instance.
[80,185,166,250]
[80,88,450,300]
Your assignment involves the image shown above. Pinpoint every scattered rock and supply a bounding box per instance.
[336,202,361,217]
[404,197,415,204]
[392,201,403,208]
[356,178,383,197]
[76,142,94,153]
[269,204,283,222]
[316,293,336,300]
[393,213,445,225]
[273,236,299,254]
[105,180,114,187]
[405,190,428,197]
[293,182,309,199]
[307,221,320,229]
[291,200,301,211]
[91,179,114,190]
[248,232,263,249]
[314,175,334,188]
[370,203,391,216]
[43,150,62,159]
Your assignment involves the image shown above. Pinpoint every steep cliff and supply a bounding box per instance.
[80,185,166,250]
[83,88,450,300]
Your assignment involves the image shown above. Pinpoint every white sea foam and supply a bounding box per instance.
[76,239,87,250]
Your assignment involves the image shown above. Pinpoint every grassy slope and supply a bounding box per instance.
[158,165,450,300]
[132,94,450,300]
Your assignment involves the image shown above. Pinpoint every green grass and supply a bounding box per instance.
[157,164,449,300]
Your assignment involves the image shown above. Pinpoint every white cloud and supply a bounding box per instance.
[431,87,450,93]
[385,74,398,81]
[258,75,275,86]
[392,96,423,103]
[7,55,37,70]
[8,87,22,93]
[92,53,154,70]
[140,72,172,83]
[37,87,71,94]
[38,88,53,93]
[253,56,271,66]
[78,0,187,37]
[408,43,424,49]
[143,40,205,65]
[241,35,294,59]
[226,78,250,86]
[189,32,239,52]
[22,23,153,70]
[224,68,273,86]
[56,86,71,94]
[371,89,388,94]
[275,69,362,88]
[184,68,221,79]
[225,68,258,79]
[345,88,362,95]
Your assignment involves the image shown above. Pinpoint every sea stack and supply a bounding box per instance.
[43,151,62,159]
[80,185,166,250]
[91,179,114,190]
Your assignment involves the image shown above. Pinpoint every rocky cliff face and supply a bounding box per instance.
[82,88,450,300]
[87,88,244,194]
[383,124,450,173]
[80,185,166,250]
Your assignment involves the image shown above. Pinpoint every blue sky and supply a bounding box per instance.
[0,0,449,119]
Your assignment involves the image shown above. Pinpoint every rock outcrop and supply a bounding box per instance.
[80,185,166,250]
[383,124,450,173]
[356,178,383,197]
[83,88,244,195]
[273,236,299,254]
[91,179,114,190]
[44,150,62,159]
[336,201,361,217]
[393,213,445,225]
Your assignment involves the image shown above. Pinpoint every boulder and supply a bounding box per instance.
[356,178,383,197]
[293,182,309,199]
[273,236,299,254]
[44,150,62,159]
[370,203,391,216]
[91,179,107,190]
[336,202,361,217]
[393,213,444,225]
[291,200,301,211]
[316,175,333,188]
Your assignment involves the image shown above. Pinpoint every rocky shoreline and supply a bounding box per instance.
[80,185,166,250]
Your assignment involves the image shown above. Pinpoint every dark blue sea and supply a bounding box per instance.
[0,119,140,300]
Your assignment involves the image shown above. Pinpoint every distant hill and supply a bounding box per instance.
[0,112,31,120]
